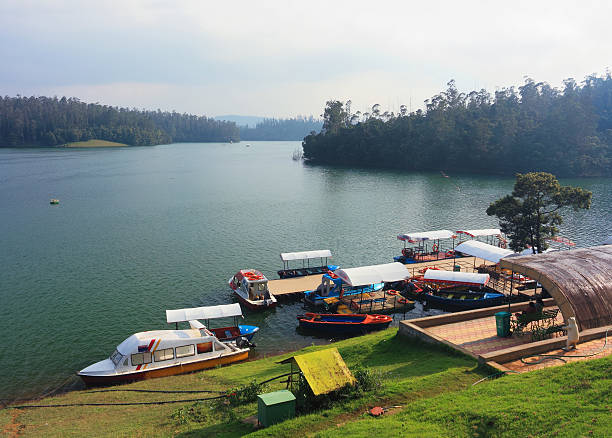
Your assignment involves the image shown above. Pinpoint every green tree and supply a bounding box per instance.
[321,100,347,134]
[486,172,592,253]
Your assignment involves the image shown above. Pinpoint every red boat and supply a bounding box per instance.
[297,313,392,334]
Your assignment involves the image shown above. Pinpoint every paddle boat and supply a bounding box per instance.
[297,313,393,334]
[49,198,59,205]
[78,304,251,386]
[228,269,277,310]
[394,230,459,264]
[418,269,505,310]
[303,270,383,306]
[277,249,336,279]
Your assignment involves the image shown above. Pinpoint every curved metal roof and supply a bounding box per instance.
[500,245,612,330]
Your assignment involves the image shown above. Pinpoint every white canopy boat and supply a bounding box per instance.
[394,230,459,264]
[228,269,277,310]
[304,262,408,306]
[78,305,250,386]
[277,249,335,278]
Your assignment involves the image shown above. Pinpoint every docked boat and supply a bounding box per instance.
[394,230,459,264]
[277,249,336,279]
[303,270,383,306]
[418,269,505,310]
[181,303,259,343]
[422,288,505,310]
[297,313,393,334]
[305,262,409,307]
[228,269,277,310]
[78,304,251,386]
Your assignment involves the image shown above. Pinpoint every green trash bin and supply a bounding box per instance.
[495,311,511,337]
[257,390,296,427]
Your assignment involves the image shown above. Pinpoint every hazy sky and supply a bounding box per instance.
[1,1,610,118]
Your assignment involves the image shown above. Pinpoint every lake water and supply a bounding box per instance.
[1,141,610,402]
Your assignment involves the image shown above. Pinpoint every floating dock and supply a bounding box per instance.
[267,256,500,303]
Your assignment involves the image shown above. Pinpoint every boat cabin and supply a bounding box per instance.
[230,269,271,301]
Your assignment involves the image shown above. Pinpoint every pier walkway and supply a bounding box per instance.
[267,256,496,300]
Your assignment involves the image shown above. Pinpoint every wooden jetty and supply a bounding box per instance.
[267,274,322,300]
[268,257,533,306]
[326,291,415,315]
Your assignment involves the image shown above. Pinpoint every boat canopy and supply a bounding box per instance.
[334,262,409,287]
[166,303,242,324]
[397,230,455,242]
[280,250,332,262]
[456,229,501,238]
[455,240,513,263]
[424,269,490,286]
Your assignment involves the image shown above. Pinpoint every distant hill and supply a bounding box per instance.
[214,115,265,128]
[0,96,239,147]
[240,116,323,141]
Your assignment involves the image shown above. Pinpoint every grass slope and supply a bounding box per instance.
[64,139,127,147]
[2,329,608,437]
[0,329,483,437]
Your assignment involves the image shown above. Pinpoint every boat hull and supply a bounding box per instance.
[304,283,384,306]
[234,291,277,310]
[297,313,392,334]
[78,350,249,387]
[422,293,505,310]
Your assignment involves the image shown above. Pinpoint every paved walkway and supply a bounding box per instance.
[427,307,565,356]
[503,336,612,372]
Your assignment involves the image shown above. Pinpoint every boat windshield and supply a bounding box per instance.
[110,349,124,366]
[256,283,267,292]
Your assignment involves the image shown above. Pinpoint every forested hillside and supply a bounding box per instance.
[0,96,239,147]
[240,116,322,140]
[303,74,612,176]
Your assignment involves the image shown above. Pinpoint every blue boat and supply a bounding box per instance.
[422,286,505,310]
[303,271,384,306]
[210,325,259,343]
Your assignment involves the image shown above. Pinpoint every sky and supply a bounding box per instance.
[1,0,611,118]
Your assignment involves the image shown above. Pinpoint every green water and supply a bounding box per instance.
[0,141,610,401]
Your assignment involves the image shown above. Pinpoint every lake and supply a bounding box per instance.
[0,141,610,401]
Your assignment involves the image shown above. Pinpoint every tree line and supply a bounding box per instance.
[0,96,239,147]
[302,73,612,177]
[240,116,322,141]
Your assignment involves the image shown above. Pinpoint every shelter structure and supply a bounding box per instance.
[424,269,489,286]
[455,240,514,264]
[280,249,332,265]
[455,228,504,246]
[278,348,355,396]
[334,262,409,287]
[166,303,242,324]
[500,245,612,330]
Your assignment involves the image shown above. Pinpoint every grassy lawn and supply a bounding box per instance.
[314,356,612,438]
[0,329,483,437]
[3,329,608,437]
[64,139,127,147]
